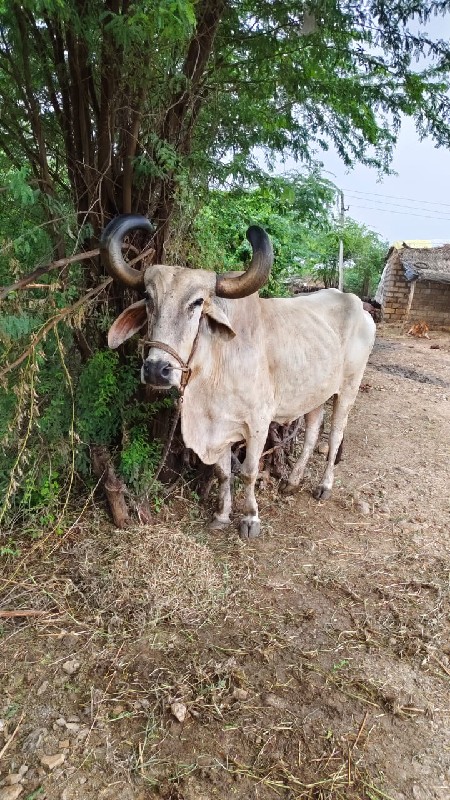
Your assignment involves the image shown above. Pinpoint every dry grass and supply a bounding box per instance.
[102,526,227,626]
[0,516,228,628]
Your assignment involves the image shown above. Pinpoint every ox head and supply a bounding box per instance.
[101,214,273,389]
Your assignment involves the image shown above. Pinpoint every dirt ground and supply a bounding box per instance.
[1,323,449,800]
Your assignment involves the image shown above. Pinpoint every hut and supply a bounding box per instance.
[375,242,450,328]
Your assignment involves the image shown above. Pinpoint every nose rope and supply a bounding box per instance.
[140,314,203,398]
[142,340,191,372]
[139,322,203,482]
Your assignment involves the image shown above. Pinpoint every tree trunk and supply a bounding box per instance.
[91,445,131,529]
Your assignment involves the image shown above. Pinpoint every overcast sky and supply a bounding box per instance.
[317,118,450,246]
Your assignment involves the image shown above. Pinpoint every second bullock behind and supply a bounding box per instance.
[102,216,376,539]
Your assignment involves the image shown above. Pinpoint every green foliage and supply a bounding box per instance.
[0,163,53,285]
[190,173,387,297]
[190,172,338,296]
[76,350,136,447]
[307,219,388,293]
[0,311,44,342]
[119,428,162,498]
[76,350,170,503]
[1,0,449,245]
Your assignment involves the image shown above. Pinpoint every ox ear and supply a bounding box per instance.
[108,299,147,349]
[204,298,236,338]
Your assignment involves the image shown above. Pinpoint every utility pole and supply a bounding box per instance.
[338,190,345,291]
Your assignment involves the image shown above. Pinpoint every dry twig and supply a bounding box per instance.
[0,278,112,379]
[0,711,25,762]
[0,609,47,618]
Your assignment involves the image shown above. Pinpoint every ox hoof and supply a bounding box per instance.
[209,516,231,531]
[312,485,332,501]
[239,517,260,540]
[279,480,300,496]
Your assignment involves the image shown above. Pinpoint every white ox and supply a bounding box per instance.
[102,215,376,539]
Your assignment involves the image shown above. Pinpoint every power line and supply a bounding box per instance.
[347,202,450,222]
[345,193,450,218]
[343,187,450,210]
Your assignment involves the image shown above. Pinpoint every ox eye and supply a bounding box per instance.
[189,297,204,310]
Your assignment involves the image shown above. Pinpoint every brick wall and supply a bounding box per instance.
[382,252,411,321]
[382,252,450,327]
[410,280,450,326]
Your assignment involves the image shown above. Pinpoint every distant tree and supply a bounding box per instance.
[187,172,337,293]
[190,176,387,295]
[307,219,388,293]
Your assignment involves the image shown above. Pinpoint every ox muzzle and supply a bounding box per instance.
[140,332,201,393]
[141,356,176,388]
[140,339,193,391]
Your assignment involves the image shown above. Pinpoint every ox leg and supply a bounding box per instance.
[210,448,232,530]
[313,392,352,500]
[239,433,267,540]
[281,406,324,495]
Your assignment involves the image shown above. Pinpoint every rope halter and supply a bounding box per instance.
[140,314,203,399]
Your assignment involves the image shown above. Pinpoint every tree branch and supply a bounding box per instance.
[0,241,152,300]
[0,279,112,379]
[0,249,100,300]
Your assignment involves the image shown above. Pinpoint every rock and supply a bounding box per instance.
[67,715,80,723]
[75,728,90,741]
[55,718,67,728]
[0,719,6,733]
[18,767,28,778]
[317,441,329,456]
[40,753,66,770]
[170,701,187,722]
[59,739,70,749]
[36,681,49,697]
[62,660,80,676]
[5,776,21,786]
[0,787,23,800]
[22,728,48,755]
[355,499,371,516]
[232,688,249,701]
[65,722,80,732]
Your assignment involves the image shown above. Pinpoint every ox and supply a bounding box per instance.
[102,215,376,539]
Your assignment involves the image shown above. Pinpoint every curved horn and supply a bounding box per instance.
[215,226,273,299]
[100,214,155,290]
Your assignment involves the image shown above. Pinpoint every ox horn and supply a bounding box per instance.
[215,225,274,299]
[100,214,155,290]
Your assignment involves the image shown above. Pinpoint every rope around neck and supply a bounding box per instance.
[141,317,203,481]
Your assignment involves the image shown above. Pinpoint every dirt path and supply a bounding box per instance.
[1,325,449,800]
